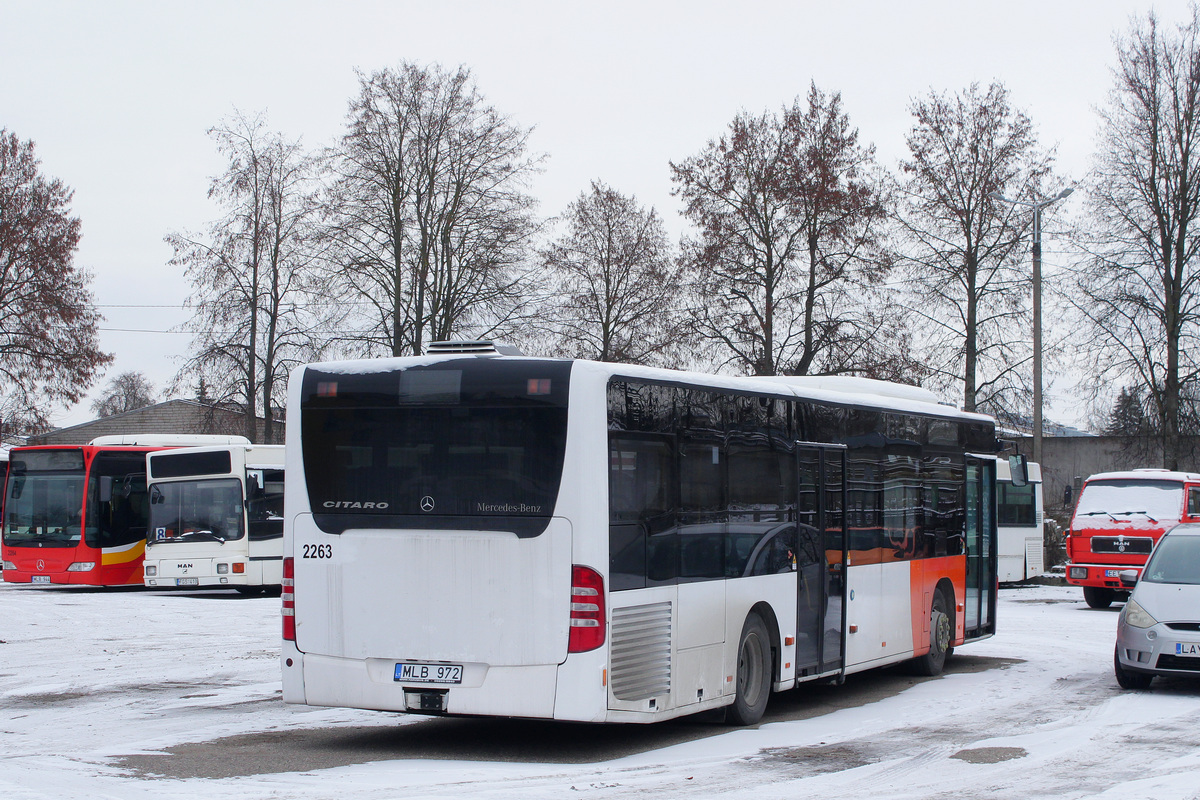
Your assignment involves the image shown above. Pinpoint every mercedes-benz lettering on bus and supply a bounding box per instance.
[144,444,285,593]
[282,346,1000,724]
[2,435,249,586]
[1066,469,1200,608]
[997,460,1044,582]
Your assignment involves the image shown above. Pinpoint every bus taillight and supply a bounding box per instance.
[282,557,296,641]
[568,565,605,653]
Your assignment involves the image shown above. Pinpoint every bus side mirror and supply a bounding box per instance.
[99,476,113,503]
[1008,454,1028,488]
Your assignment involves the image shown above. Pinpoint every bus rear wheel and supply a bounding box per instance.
[727,613,771,726]
[1084,587,1115,609]
[910,590,952,676]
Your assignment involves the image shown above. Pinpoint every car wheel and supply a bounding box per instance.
[1114,645,1153,690]
[910,590,952,676]
[1084,587,1115,609]
[727,613,771,726]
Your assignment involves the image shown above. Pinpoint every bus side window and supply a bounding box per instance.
[609,437,674,590]
[1188,487,1200,518]
[248,469,285,540]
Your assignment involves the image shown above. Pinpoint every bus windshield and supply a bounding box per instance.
[3,450,85,548]
[301,360,570,534]
[1075,479,1184,522]
[149,478,245,543]
[4,472,85,547]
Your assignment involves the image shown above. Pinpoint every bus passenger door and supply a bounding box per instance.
[964,457,998,638]
[794,444,847,678]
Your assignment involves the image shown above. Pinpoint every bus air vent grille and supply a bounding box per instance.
[610,602,672,701]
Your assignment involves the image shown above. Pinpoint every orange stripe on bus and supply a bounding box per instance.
[101,541,146,566]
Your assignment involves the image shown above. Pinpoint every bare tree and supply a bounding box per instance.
[894,82,1056,416]
[670,87,901,377]
[0,129,111,433]
[539,181,686,363]
[167,112,325,443]
[325,63,541,358]
[1071,8,1200,469]
[90,371,156,417]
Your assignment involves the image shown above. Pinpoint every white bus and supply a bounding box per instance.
[143,444,285,594]
[996,459,1044,582]
[282,344,999,725]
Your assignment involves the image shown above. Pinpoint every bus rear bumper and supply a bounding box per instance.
[284,647,560,719]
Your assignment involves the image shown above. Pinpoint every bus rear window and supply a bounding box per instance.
[301,360,570,535]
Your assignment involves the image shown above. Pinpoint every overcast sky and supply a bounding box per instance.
[2,0,1182,430]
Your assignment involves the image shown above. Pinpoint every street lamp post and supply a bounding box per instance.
[987,187,1074,466]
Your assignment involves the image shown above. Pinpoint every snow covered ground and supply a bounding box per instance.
[2,580,1199,800]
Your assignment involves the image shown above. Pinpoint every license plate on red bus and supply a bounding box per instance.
[1105,569,1123,577]
[394,662,463,684]
[31,575,50,584]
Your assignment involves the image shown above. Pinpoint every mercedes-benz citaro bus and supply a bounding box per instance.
[2,434,249,586]
[282,342,1000,725]
[996,459,1044,582]
[143,443,285,594]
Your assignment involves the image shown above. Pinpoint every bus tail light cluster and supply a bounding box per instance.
[282,557,296,641]
[568,565,605,653]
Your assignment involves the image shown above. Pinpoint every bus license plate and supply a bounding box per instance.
[176,577,199,586]
[394,662,463,684]
[31,575,51,584]
[1105,569,1122,577]
[1175,642,1200,656]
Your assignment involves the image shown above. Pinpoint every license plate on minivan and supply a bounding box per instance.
[394,662,463,684]
[1175,642,1200,656]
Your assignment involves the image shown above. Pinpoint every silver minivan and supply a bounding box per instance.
[1114,523,1200,689]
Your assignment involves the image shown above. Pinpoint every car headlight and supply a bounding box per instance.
[1122,598,1158,629]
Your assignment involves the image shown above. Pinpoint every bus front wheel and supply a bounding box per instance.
[727,613,771,726]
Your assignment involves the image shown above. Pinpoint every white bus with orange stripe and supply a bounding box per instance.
[282,344,999,724]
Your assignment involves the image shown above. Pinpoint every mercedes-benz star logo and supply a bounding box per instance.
[420,496,435,512]
[37,559,45,572]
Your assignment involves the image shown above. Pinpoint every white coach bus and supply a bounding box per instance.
[282,343,999,724]
[143,443,285,594]
[996,459,1045,582]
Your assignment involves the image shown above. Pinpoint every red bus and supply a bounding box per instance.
[1065,469,1200,608]
[1,435,248,586]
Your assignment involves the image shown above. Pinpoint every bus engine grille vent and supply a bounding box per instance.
[610,602,673,701]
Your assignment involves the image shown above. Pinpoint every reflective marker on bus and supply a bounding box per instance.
[281,344,1001,725]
